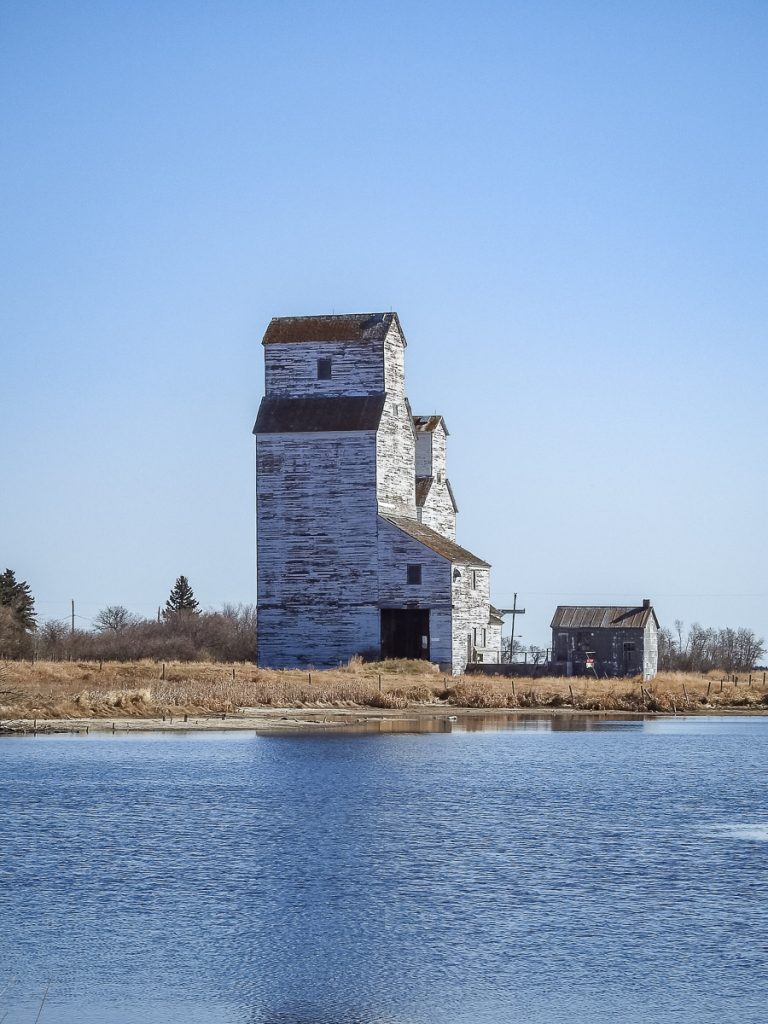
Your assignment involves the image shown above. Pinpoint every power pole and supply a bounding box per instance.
[498,593,526,663]
[71,599,75,636]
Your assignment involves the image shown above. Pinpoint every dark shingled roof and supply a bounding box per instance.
[254,395,385,434]
[381,515,490,567]
[550,605,659,630]
[412,414,449,435]
[262,312,403,346]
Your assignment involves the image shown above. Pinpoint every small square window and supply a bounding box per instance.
[317,358,332,380]
[407,564,422,585]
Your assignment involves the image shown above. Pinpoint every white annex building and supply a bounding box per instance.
[253,312,502,674]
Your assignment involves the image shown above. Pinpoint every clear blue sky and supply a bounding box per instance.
[2,0,766,648]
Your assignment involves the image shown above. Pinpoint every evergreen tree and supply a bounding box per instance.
[0,568,36,631]
[164,575,199,615]
[0,568,36,657]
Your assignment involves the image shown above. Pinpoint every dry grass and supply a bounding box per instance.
[0,658,444,720]
[0,660,766,721]
[444,670,768,713]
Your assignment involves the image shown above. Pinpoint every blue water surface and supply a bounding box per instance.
[1,715,767,1023]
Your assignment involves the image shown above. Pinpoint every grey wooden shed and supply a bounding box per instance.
[550,600,659,680]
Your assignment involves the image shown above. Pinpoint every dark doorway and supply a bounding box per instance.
[381,609,430,660]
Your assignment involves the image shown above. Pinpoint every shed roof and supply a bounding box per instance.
[253,395,385,434]
[415,476,433,506]
[412,414,449,435]
[381,515,489,567]
[414,476,459,513]
[262,312,402,346]
[550,605,659,630]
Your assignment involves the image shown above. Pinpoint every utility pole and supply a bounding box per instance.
[498,593,526,663]
[71,599,75,636]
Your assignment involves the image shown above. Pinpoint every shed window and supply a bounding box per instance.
[407,564,422,585]
[317,358,332,380]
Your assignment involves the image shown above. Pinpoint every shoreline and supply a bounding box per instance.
[3,703,768,737]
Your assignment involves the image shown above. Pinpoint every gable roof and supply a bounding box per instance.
[381,514,489,567]
[262,312,403,346]
[550,605,659,630]
[412,414,449,435]
[254,395,385,434]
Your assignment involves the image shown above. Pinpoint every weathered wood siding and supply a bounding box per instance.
[376,328,416,517]
[643,619,659,681]
[415,432,432,476]
[419,482,457,540]
[551,625,657,679]
[255,311,499,675]
[376,516,453,668]
[256,430,380,667]
[451,566,498,674]
[264,341,385,398]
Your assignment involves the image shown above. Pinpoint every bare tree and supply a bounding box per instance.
[93,606,136,633]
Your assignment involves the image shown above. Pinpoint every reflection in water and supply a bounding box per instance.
[1,718,767,1024]
[277,711,650,736]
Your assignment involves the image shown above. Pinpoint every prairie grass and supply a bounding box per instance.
[0,659,765,720]
[443,670,768,713]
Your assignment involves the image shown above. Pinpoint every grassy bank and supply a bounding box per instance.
[1,659,768,722]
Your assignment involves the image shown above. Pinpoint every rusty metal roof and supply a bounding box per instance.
[253,395,385,434]
[381,515,490,567]
[412,414,449,435]
[262,312,403,346]
[550,605,659,630]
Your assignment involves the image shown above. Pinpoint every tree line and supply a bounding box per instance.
[658,621,765,673]
[1,570,257,662]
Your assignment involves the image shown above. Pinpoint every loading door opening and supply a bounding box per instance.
[380,609,430,661]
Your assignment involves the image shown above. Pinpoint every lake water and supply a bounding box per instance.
[1,715,767,1023]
